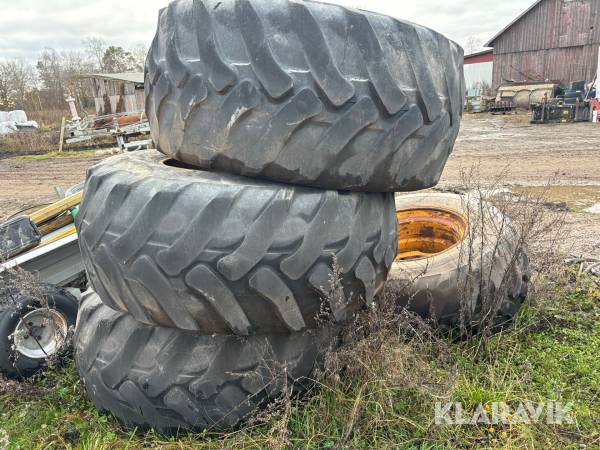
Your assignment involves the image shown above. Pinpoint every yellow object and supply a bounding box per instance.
[36,212,73,235]
[395,207,467,261]
[39,224,77,247]
[29,191,82,226]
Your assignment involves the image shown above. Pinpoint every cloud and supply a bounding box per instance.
[0,0,534,62]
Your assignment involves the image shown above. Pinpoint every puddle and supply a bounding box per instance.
[513,186,600,211]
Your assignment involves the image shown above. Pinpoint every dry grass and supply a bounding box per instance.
[0,131,117,156]
[0,108,116,156]
[27,109,69,131]
[0,130,61,155]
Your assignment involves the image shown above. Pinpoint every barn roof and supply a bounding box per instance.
[76,72,145,84]
[484,0,544,47]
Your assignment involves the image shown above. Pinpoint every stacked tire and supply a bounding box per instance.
[74,0,465,434]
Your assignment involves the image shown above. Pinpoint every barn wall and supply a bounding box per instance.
[493,44,599,87]
[597,46,600,96]
[494,0,600,54]
[89,78,144,116]
[491,0,600,88]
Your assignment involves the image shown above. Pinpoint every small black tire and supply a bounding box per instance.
[0,285,78,379]
[146,0,464,192]
[76,151,397,334]
[387,193,530,330]
[75,290,339,434]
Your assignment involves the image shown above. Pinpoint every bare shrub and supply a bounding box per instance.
[198,329,338,446]
[450,165,567,337]
[386,164,568,339]
[311,282,457,447]
[241,345,295,449]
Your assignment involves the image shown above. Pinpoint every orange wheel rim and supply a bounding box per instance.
[395,207,467,261]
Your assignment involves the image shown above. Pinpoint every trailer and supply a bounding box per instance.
[64,111,152,152]
[0,189,86,379]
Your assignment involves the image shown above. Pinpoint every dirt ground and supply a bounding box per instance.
[0,113,599,256]
[443,114,600,187]
[440,113,600,258]
[0,156,104,221]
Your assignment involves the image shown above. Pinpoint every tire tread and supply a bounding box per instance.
[146,0,464,192]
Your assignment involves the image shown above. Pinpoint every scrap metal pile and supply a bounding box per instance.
[64,111,152,152]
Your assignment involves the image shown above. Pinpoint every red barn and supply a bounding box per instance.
[485,0,600,90]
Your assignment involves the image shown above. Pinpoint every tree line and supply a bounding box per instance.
[0,37,147,114]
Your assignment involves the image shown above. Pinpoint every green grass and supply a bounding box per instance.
[1,270,598,449]
[12,150,100,161]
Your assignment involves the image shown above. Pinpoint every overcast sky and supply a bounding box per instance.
[0,0,535,63]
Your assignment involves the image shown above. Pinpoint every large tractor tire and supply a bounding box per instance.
[0,285,78,379]
[76,151,397,334]
[145,0,464,192]
[75,290,339,434]
[388,193,529,330]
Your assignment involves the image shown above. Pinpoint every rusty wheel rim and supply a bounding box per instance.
[395,207,467,262]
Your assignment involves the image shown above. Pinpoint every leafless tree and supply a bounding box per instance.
[0,65,12,110]
[0,59,36,109]
[61,50,95,76]
[36,48,97,109]
[61,50,96,108]
[130,43,149,72]
[36,48,67,108]
[7,40,143,113]
[473,80,492,96]
[464,36,482,55]
[82,36,107,72]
